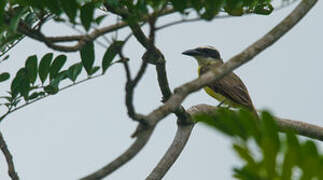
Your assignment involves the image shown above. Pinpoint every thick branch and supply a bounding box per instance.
[146,106,199,180]
[146,124,194,180]
[0,131,19,180]
[81,126,154,180]
[142,0,317,128]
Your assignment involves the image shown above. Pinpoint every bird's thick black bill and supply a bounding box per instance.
[182,49,201,56]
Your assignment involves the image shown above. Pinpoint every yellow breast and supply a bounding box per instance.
[198,66,239,108]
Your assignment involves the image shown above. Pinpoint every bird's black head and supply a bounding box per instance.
[182,46,221,59]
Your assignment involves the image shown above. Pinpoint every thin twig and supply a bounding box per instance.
[0,131,19,180]
[133,61,148,86]
[123,59,149,124]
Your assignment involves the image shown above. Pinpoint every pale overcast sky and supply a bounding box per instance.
[1,1,323,180]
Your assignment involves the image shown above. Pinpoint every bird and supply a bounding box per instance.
[182,46,258,118]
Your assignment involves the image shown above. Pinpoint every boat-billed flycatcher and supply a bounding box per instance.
[182,46,258,117]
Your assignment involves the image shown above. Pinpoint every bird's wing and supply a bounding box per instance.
[210,73,253,109]
[199,64,253,109]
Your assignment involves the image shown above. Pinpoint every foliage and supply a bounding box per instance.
[194,108,323,180]
[0,0,279,57]
[0,38,122,114]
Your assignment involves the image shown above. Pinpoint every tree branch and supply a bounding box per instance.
[108,5,192,127]
[123,59,149,124]
[80,126,154,180]
[146,106,199,180]
[146,124,194,180]
[0,131,19,180]
[277,117,323,141]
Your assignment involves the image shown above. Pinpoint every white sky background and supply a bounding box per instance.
[1,1,323,179]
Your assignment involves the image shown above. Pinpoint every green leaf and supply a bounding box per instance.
[46,71,67,94]
[261,111,280,149]
[89,66,100,75]
[0,0,7,25]
[233,143,256,165]
[44,85,58,95]
[39,53,53,83]
[10,73,23,98]
[102,41,124,74]
[25,55,38,84]
[238,109,260,142]
[11,68,30,100]
[170,0,187,12]
[67,63,83,82]
[59,0,78,22]
[193,108,239,137]
[94,15,106,25]
[29,91,45,100]
[80,2,95,31]
[106,0,119,7]
[233,167,262,180]
[50,54,66,80]
[281,151,293,180]
[10,7,28,32]
[80,42,95,75]
[52,70,68,87]
[300,141,320,179]
[0,72,10,83]
[260,111,280,178]
[254,3,274,15]
[44,0,61,14]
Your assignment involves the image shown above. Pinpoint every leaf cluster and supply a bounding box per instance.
[106,0,274,20]
[0,40,122,112]
[194,108,323,180]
